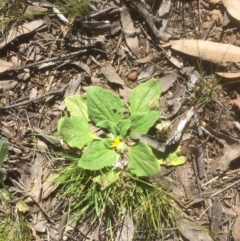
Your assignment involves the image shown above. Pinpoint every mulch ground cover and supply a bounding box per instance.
[1,0,240,240]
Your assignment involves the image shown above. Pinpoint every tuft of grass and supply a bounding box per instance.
[54,153,180,240]
[0,0,89,37]
[56,0,89,19]
[0,208,33,241]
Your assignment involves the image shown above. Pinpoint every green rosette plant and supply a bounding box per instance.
[58,79,161,187]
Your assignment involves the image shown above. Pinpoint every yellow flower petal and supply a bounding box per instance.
[111,137,121,148]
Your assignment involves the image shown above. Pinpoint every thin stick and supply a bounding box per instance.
[1,84,69,109]
[210,179,240,198]
[2,49,87,74]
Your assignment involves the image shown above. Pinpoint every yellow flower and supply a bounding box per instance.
[111,137,121,148]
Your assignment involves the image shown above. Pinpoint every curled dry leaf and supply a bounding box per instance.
[168,39,240,64]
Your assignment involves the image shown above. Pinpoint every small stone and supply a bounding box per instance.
[128,70,138,81]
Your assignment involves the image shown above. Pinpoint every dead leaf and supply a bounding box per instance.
[30,87,38,99]
[158,0,171,41]
[201,122,240,171]
[73,61,91,76]
[0,59,13,73]
[0,80,17,90]
[179,218,214,241]
[23,5,47,16]
[42,173,59,199]
[222,0,240,21]
[168,39,240,64]
[216,72,240,78]
[137,64,155,81]
[135,133,166,152]
[101,65,124,86]
[162,86,186,119]
[159,73,178,93]
[120,5,139,58]
[29,152,43,201]
[176,162,197,199]
[65,73,83,96]
[232,205,240,241]
[0,20,44,49]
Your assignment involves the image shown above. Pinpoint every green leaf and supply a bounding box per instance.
[0,189,11,201]
[65,95,89,121]
[97,120,120,136]
[58,116,99,149]
[128,79,161,114]
[130,111,160,135]
[0,168,7,182]
[117,119,131,137]
[0,138,9,167]
[128,141,160,177]
[79,140,118,170]
[93,169,120,188]
[87,86,125,125]
[102,137,114,149]
[159,146,186,166]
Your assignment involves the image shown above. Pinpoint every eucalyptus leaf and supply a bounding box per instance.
[128,141,160,176]
[128,79,161,114]
[87,86,125,125]
[130,111,160,135]
[58,116,99,149]
[79,140,118,170]
[93,169,120,188]
[0,138,9,167]
[65,95,89,121]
